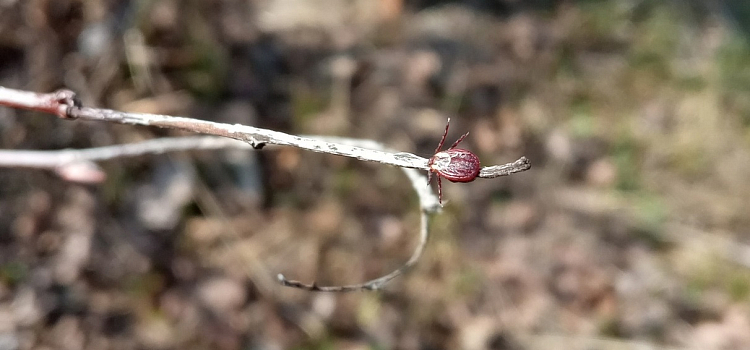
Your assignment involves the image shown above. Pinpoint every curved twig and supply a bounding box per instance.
[277,139,439,291]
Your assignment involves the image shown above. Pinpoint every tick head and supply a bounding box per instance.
[429,152,452,171]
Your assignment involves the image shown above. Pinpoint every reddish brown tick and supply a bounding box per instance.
[427,118,481,205]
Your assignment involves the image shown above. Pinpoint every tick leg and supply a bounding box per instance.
[437,176,443,204]
[449,132,470,149]
[435,118,451,154]
[427,169,433,186]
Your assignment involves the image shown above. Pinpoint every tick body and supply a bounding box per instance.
[427,118,480,204]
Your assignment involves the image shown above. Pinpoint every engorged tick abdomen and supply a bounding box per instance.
[433,149,480,183]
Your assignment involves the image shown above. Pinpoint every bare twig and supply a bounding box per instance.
[0,136,251,168]
[277,139,438,291]
[479,156,531,178]
[0,87,428,169]
[0,86,529,178]
[0,88,81,119]
[0,86,531,291]
[0,136,252,183]
[277,169,431,291]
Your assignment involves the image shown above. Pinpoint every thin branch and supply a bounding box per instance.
[0,86,531,292]
[0,87,427,169]
[0,136,251,168]
[0,88,81,119]
[0,86,529,178]
[479,156,531,178]
[277,139,438,291]
[277,170,431,291]
[0,136,252,183]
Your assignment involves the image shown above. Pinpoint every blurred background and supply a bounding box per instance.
[1,0,750,349]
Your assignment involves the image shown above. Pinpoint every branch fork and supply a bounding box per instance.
[0,86,531,292]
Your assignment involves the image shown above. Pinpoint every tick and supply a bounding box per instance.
[427,118,481,205]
